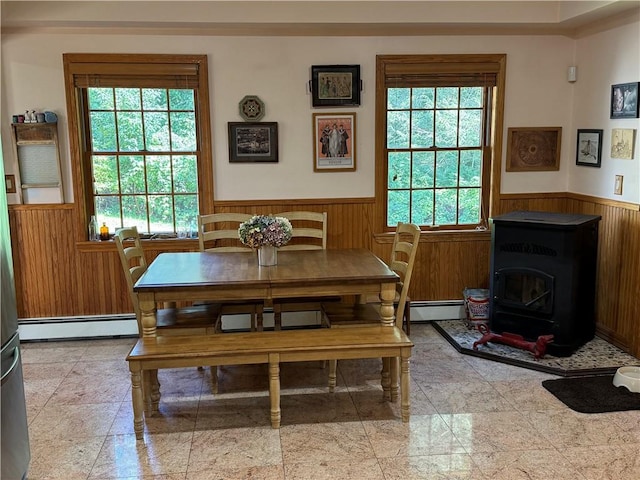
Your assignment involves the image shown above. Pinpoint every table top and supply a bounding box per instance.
[134,248,398,293]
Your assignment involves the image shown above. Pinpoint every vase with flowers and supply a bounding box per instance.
[238,215,293,266]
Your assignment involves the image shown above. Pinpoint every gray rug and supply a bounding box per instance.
[433,319,640,377]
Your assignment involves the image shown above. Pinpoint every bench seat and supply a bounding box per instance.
[126,325,413,440]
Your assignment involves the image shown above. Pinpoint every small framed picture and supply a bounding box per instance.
[506,127,562,172]
[611,128,636,159]
[5,174,16,194]
[576,129,603,167]
[310,65,361,107]
[610,82,639,119]
[313,112,356,172]
[228,122,278,163]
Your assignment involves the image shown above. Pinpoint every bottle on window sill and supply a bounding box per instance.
[88,215,99,241]
[99,222,110,241]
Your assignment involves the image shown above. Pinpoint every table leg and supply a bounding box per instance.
[150,369,160,412]
[400,352,411,422]
[269,353,281,429]
[390,357,399,402]
[379,282,396,398]
[328,359,337,392]
[381,358,391,400]
[129,362,145,440]
[138,292,157,337]
[379,282,396,327]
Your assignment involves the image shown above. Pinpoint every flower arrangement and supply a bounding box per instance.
[238,215,293,249]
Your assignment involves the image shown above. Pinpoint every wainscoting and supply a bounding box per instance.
[9,193,640,357]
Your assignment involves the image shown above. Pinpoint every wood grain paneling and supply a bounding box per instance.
[9,193,640,358]
[499,195,640,357]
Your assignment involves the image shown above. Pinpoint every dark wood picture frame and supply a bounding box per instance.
[576,129,603,167]
[5,174,16,194]
[610,82,640,119]
[228,122,278,163]
[310,65,361,107]
[506,127,562,172]
[313,112,356,172]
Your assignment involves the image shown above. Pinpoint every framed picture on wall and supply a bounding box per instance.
[313,112,356,172]
[310,65,361,107]
[576,129,603,167]
[610,82,639,119]
[228,122,278,163]
[506,127,562,172]
[610,128,636,159]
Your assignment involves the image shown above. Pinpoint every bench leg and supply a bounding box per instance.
[328,359,337,392]
[129,362,145,440]
[400,354,410,422]
[269,353,281,428]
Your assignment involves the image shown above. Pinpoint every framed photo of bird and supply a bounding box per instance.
[576,129,603,167]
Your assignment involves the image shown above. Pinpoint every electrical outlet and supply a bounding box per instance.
[614,175,623,195]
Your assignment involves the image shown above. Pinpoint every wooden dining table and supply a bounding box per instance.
[134,248,400,337]
[133,248,402,402]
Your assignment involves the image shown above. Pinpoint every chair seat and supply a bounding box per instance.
[321,302,382,327]
[322,296,411,333]
[156,303,222,330]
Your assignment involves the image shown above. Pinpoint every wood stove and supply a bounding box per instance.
[489,211,601,356]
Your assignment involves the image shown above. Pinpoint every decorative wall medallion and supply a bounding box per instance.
[506,127,562,172]
[239,95,265,122]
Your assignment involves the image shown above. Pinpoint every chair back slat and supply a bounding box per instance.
[276,211,327,251]
[198,213,253,252]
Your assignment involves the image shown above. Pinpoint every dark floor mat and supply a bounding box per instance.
[542,375,640,413]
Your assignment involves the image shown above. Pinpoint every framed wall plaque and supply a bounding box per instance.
[611,128,636,159]
[506,127,562,172]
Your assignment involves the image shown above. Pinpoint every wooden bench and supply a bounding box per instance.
[126,325,413,440]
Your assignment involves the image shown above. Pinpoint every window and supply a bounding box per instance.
[63,54,213,238]
[375,55,506,232]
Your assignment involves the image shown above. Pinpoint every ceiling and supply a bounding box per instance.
[1,1,639,37]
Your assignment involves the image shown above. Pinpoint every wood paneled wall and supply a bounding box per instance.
[9,193,640,357]
[498,193,640,357]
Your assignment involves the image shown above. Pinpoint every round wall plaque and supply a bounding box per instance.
[238,95,265,122]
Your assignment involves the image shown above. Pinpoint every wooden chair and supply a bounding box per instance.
[321,222,421,334]
[321,222,420,384]
[197,213,265,330]
[114,226,221,336]
[272,211,334,329]
[115,226,222,398]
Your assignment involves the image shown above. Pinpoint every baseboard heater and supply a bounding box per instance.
[18,301,465,341]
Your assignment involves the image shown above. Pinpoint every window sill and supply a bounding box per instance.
[374,228,491,244]
[76,238,199,253]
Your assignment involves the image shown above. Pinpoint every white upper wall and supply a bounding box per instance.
[568,20,640,202]
[1,1,638,204]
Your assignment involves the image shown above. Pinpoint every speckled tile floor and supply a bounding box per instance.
[20,322,640,479]
[433,319,640,376]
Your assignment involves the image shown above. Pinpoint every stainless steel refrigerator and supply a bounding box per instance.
[1,149,30,479]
